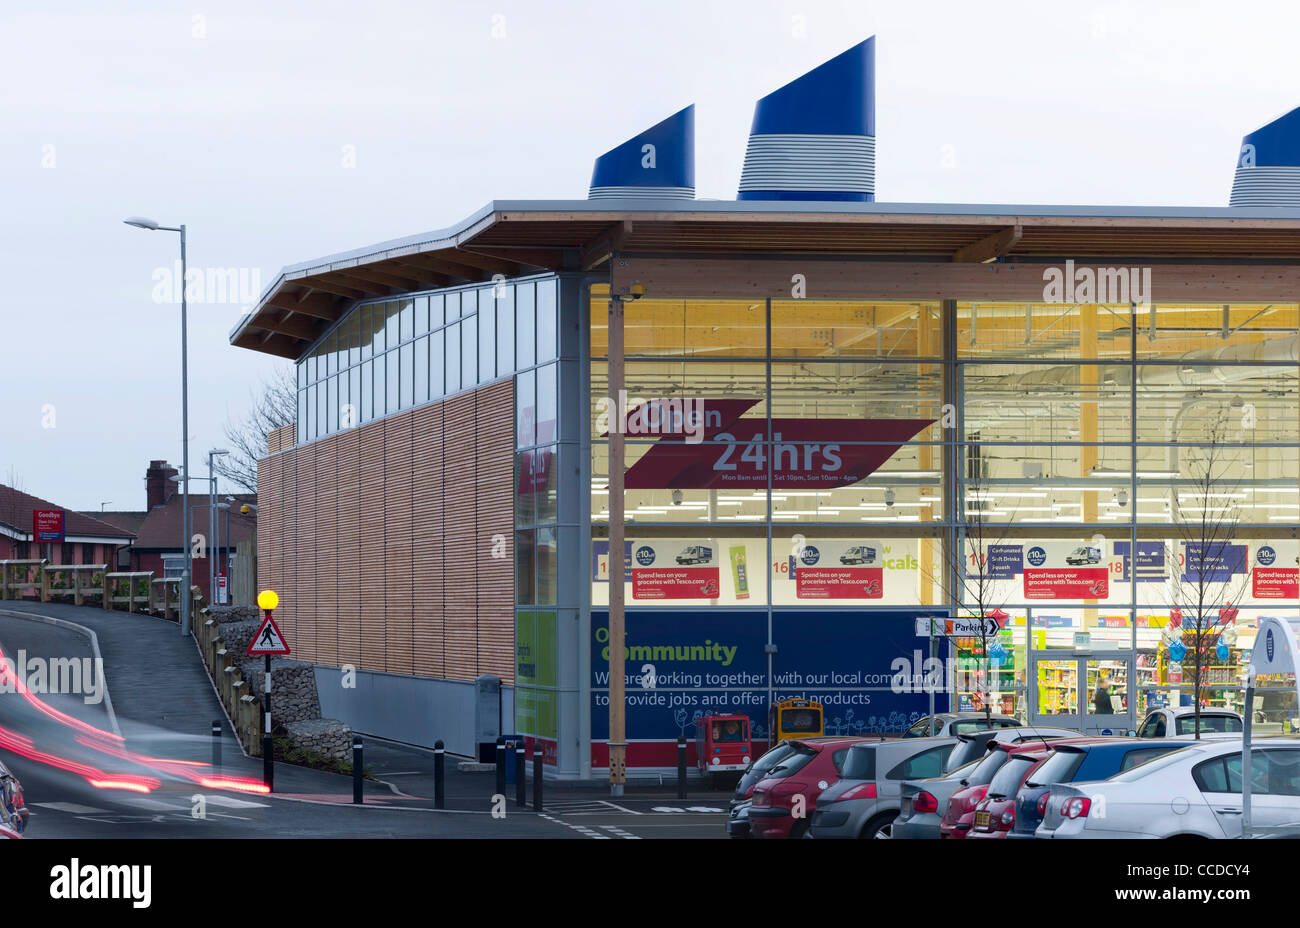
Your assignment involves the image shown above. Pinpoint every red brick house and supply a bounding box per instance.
[97,461,257,603]
[0,483,135,565]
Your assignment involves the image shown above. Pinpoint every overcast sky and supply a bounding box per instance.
[2,0,1297,511]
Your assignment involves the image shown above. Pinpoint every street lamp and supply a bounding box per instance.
[126,216,190,634]
[208,449,230,602]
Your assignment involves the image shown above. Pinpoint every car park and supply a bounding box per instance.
[1136,705,1243,738]
[748,738,866,839]
[1006,739,1192,838]
[941,726,1079,772]
[967,748,1052,839]
[940,741,1055,838]
[1037,737,1300,838]
[901,713,1023,738]
[808,737,955,838]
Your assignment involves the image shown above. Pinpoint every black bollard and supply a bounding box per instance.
[211,720,222,771]
[352,737,364,804]
[434,739,445,810]
[677,736,688,800]
[495,741,506,798]
[533,746,543,812]
[515,741,527,808]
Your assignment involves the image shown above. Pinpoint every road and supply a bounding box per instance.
[0,609,726,839]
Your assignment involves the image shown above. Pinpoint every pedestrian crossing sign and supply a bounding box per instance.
[248,614,291,655]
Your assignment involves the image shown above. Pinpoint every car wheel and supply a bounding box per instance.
[861,812,897,839]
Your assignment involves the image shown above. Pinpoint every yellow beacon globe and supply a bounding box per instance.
[257,590,280,611]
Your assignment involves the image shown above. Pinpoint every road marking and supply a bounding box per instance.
[599,824,642,839]
[598,800,642,815]
[33,802,108,815]
[652,805,725,813]
[204,795,270,809]
[122,797,187,811]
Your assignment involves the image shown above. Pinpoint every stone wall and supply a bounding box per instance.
[238,658,322,723]
[283,719,353,766]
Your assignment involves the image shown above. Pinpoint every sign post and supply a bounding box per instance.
[248,590,290,791]
[33,509,65,545]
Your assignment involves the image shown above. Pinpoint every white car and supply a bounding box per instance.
[1136,706,1242,739]
[1037,736,1300,838]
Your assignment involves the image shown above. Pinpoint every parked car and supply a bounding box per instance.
[1136,705,1243,738]
[1038,737,1300,838]
[940,741,1055,838]
[1006,738,1193,838]
[0,760,27,835]
[967,748,1053,839]
[748,738,867,839]
[808,737,956,839]
[942,726,1080,773]
[892,759,981,839]
[726,800,754,839]
[902,713,1022,739]
[728,740,803,838]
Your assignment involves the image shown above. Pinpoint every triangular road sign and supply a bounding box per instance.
[248,614,291,655]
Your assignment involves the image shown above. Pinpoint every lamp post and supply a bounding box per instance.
[125,216,191,635]
[208,449,230,601]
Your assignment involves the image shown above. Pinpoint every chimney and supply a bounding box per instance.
[738,37,876,202]
[588,105,695,200]
[146,460,177,509]
[1229,105,1300,207]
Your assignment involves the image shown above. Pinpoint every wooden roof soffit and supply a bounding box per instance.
[580,221,634,270]
[952,224,1023,263]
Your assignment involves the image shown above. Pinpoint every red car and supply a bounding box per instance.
[968,737,1115,839]
[940,740,1050,839]
[748,738,867,839]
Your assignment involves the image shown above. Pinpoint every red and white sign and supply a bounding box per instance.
[1252,568,1299,599]
[247,614,291,655]
[1022,541,1112,600]
[33,509,64,543]
[793,540,885,599]
[629,540,720,600]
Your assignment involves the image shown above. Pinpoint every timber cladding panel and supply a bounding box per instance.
[257,380,515,683]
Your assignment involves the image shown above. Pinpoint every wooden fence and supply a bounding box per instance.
[0,559,191,621]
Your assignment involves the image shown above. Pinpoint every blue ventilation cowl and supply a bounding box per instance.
[738,38,875,202]
[589,105,695,200]
[1230,106,1300,207]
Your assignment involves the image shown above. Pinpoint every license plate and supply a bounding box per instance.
[974,810,990,827]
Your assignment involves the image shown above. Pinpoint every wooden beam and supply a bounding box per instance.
[266,289,345,320]
[391,253,482,282]
[256,312,319,341]
[332,266,425,292]
[457,244,567,270]
[295,276,370,300]
[611,256,1300,302]
[580,221,634,270]
[443,250,524,276]
[952,224,1023,263]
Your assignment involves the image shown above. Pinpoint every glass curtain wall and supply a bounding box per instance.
[591,289,1300,727]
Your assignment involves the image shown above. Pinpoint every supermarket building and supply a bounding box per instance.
[232,39,1300,777]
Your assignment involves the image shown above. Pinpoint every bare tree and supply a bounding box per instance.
[1163,412,1250,739]
[924,438,1019,727]
[214,366,297,493]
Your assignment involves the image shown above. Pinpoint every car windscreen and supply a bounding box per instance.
[952,718,1018,734]
[1176,715,1242,735]
[987,755,1036,798]
[840,745,876,780]
[751,743,795,774]
[1108,746,1196,782]
[1025,748,1085,786]
[764,749,817,779]
[963,748,1009,786]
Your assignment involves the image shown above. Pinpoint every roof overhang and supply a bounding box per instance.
[231,198,1300,360]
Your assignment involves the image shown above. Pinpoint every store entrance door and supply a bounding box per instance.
[1029,652,1136,735]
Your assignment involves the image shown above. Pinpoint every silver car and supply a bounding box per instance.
[1135,705,1243,739]
[1038,736,1300,838]
[809,737,955,839]
[942,726,1082,773]
[901,713,1023,739]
